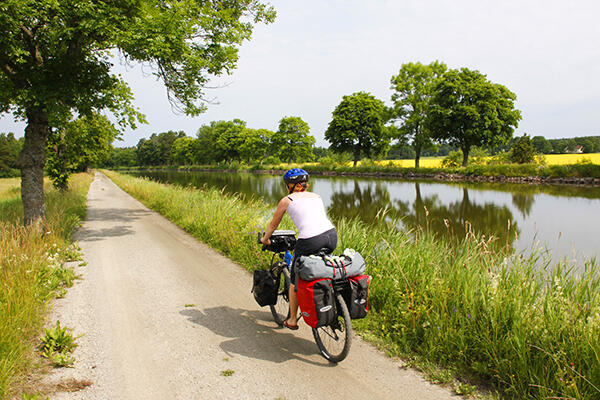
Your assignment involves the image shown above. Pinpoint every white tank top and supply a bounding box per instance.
[286,195,334,239]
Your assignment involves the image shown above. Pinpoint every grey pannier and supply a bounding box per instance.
[297,248,366,281]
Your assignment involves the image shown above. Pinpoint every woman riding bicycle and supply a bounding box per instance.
[260,168,337,330]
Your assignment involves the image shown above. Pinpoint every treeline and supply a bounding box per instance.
[534,136,600,154]
[104,117,316,168]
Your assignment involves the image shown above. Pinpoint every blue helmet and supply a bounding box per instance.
[283,168,309,185]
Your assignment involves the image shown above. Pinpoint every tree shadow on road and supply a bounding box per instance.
[180,307,333,367]
[75,207,152,242]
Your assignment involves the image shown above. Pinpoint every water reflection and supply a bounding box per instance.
[127,170,600,263]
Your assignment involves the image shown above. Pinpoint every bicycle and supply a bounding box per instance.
[257,230,353,363]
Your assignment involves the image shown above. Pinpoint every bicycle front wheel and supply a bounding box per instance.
[269,263,290,326]
[312,293,352,363]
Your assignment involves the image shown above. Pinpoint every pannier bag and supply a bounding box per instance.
[297,248,366,281]
[297,278,336,328]
[347,275,370,319]
[252,269,278,307]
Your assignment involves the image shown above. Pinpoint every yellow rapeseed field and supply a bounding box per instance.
[0,178,20,200]
[375,153,600,168]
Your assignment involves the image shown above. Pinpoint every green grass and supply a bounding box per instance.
[0,174,92,399]
[105,171,599,399]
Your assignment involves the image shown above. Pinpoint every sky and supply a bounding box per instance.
[1,0,599,148]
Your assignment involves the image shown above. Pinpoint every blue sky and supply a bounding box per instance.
[1,0,599,148]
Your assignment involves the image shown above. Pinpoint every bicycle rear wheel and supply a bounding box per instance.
[312,293,352,363]
[269,262,290,326]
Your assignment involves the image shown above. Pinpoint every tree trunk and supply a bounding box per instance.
[353,146,360,167]
[414,144,421,168]
[462,147,469,167]
[18,108,50,225]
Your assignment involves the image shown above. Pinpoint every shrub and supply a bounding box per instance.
[510,134,536,164]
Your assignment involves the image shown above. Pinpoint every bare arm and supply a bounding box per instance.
[261,197,291,244]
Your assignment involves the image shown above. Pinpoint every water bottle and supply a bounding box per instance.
[284,251,293,266]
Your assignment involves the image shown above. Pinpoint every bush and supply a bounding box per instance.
[510,134,536,164]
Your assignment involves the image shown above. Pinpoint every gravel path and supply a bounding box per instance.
[45,172,456,399]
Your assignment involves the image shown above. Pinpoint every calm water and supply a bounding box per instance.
[128,170,600,265]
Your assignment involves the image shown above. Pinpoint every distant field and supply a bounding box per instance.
[0,178,20,200]
[375,153,600,168]
[542,153,600,165]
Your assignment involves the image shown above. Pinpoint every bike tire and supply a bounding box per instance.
[312,293,352,363]
[269,263,290,326]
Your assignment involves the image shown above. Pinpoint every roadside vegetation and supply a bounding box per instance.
[105,170,600,399]
[0,173,91,400]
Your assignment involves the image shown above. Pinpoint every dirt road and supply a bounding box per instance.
[46,172,456,399]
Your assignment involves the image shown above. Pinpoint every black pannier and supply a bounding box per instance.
[251,269,278,306]
[347,275,370,319]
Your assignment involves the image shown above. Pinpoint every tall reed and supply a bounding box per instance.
[106,171,599,399]
[0,174,91,399]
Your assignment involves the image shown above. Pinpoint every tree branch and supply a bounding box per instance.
[19,24,43,66]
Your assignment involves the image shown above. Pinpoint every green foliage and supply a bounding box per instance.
[390,61,447,167]
[136,131,187,166]
[510,134,536,164]
[40,321,78,367]
[325,92,390,166]
[46,114,120,190]
[532,136,553,154]
[0,133,22,177]
[238,128,274,164]
[170,137,197,166]
[547,136,600,154]
[272,116,315,163]
[427,68,522,166]
[440,150,462,168]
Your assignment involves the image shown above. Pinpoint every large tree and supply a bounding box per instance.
[325,92,389,167]
[238,128,274,164]
[272,116,315,163]
[0,0,275,225]
[390,61,447,168]
[426,68,521,166]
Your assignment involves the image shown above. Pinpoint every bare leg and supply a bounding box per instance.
[287,284,299,325]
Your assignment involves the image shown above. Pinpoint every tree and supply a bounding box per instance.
[156,131,186,165]
[136,137,161,166]
[325,92,389,167]
[214,119,246,164]
[238,128,274,164]
[104,147,137,168]
[272,117,315,163]
[0,0,275,225]
[510,134,536,164]
[532,136,552,154]
[390,61,447,167]
[426,68,521,167]
[170,136,196,165]
[46,114,119,190]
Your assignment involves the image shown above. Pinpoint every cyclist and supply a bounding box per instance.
[260,168,337,330]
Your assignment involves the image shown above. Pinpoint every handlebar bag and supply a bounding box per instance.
[297,249,366,281]
[347,275,370,319]
[297,278,336,328]
[251,269,278,307]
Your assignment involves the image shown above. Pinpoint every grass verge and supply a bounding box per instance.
[0,173,92,400]
[105,170,599,399]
